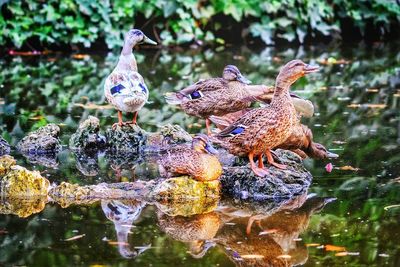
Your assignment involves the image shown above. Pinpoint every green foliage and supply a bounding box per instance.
[0,0,399,48]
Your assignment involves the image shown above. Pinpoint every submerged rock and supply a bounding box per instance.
[220,149,312,200]
[0,136,10,156]
[69,116,106,150]
[17,124,61,154]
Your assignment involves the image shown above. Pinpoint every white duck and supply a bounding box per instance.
[104,29,157,127]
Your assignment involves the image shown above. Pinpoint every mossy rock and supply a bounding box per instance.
[17,124,61,154]
[0,155,16,176]
[0,165,50,197]
[0,136,10,156]
[105,124,147,152]
[0,197,47,217]
[69,116,106,150]
[220,149,312,200]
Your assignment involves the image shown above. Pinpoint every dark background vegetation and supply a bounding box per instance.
[1,0,399,51]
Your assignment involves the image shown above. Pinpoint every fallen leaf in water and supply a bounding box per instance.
[259,229,278,235]
[306,243,321,247]
[74,103,113,110]
[241,255,265,259]
[378,253,389,257]
[337,165,360,171]
[29,115,44,121]
[366,88,379,93]
[325,163,333,173]
[72,54,89,59]
[108,241,129,246]
[394,93,400,97]
[384,204,400,211]
[64,234,85,241]
[325,244,346,252]
[332,140,346,145]
[335,251,359,256]
[347,103,387,109]
[90,265,108,267]
[318,58,351,65]
[277,254,291,259]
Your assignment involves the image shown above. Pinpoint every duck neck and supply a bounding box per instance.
[271,78,291,107]
[116,42,138,72]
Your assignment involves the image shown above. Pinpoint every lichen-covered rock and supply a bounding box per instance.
[155,196,218,217]
[220,149,312,200]
[147,124,193,146]
[69,116,106,150]
[0,155,16,176]
[105,124,147,152]
[150,177,220,201]
[0,165,50,197]
[0,197,47,217]
[0,136,10,156]
[17,124,61,154]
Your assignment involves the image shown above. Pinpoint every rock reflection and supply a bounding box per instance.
[101,200,148,259]
[0,197,47,217]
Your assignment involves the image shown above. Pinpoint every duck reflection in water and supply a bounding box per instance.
[101,199,149,259]
[157,194,334,266]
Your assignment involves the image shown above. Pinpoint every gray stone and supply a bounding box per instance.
[69,116,106,150]
[17,124,61,154]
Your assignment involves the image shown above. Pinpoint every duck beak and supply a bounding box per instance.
[237,74,252,85]
[143,35,158,45]
[304,64,319,74]
[205,143,219,155]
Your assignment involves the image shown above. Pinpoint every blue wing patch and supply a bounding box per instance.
[190,91,203,99]
[110,84,125,95]
[139,83,148,93]
[230,126,246,135]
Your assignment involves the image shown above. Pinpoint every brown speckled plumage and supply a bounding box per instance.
[211,60,319,176]
[158,135,222,181]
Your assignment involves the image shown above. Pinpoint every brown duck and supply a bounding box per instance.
[212,60,319,177]
[157,134,222,181]
[165,65,271,135]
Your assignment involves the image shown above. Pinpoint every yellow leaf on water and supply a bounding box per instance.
[64,234,85,241]
[335,252,348,256]
[74,103,113,110]
[366,88,379,93]
[306,243,321,247]
[241,255,264,259]
[337,165,360,171]
[108,241,129,246]
[325,244,346,252]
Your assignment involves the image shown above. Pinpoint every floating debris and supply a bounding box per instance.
[72,54,90,59]
[74,103,113,110]
[325,163,333,173]
[347,103,387,109]
[384,204,400,211]
[306,243,321,247]
[241,254,265,259]
[378,253,390,257]
[108,241,129,246]
[64,234,86,241]
[335,251,360,256]
[336,165,360,171]
[277,254,291,259]
[366,88,379,93]
[259,229,278,235]
[325,244,346,252]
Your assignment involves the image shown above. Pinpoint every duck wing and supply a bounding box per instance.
[178,78,228,99]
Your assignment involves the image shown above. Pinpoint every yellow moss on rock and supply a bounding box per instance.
[0,197,47,217]
[0,155,16,176]
[1,165,50,197]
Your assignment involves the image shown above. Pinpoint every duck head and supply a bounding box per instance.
[276,60,319,88]
[192,134,219,155]
[222,65,252,84]
[122,29,157,53]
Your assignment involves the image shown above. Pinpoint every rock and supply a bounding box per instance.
[105,124,147,152]
[0,197,47,218]
[0,163,50,198]
[17,124,61,154]
[69,116,106,150]
[0,155,16,176]
[0,136,10,156]
[220,149,312,200]
[147,124,192,146]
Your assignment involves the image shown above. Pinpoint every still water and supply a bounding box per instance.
[0,42,399,266]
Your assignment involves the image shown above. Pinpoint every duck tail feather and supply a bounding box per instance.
[164,92,183,105]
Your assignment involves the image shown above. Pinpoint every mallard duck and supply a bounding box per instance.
[157,134,222,181]
[209,108,337,160]
[212,60,319,177]
[104,29,157,127]
[165,65,271,135]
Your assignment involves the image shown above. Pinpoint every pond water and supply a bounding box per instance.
[0,42,399,266]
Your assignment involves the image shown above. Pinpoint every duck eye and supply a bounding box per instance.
[190,91,203,99]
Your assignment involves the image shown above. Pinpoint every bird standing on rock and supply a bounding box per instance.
[165,65,272,135]
[104,29,157,128]
[212,60,319,177]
